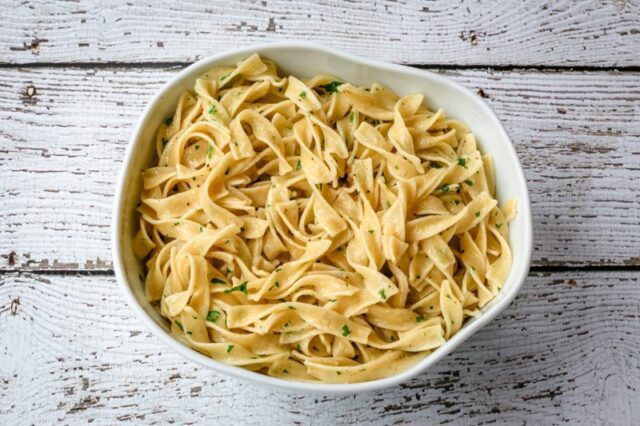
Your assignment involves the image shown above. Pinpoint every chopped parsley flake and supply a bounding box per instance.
[341,324,351,337]
[441,184,450,193]
[323,81,343,93]
[288,305,296,310]
[464,179,474,186]
[299,91,306,99]
[296,160,301,170]
[224,281,248,295]
[164,117,173,126]
[207,145,213,158]
[475,211,481,218]
[416,315,426,323]
[207,310,220,322]
[349,111,354,123]
[175,321,184,331]
[208,105,217,116]
[457,157,467,167]
[368,229,374,234]
[379,289,386,300]
[226,344,234,353]
[220,73,229,81]
[430,161,442,169]
[496,223,503,229]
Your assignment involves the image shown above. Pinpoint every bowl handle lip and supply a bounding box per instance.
[111,41,534,394]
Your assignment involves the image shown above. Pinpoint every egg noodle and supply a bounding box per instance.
[133,54,516,383]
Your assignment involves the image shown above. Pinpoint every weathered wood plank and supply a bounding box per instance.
[0,271,638,424]
[1,67,638,270]
[0,0,638,66]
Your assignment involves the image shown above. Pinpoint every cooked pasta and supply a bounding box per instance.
[133,54,516,383]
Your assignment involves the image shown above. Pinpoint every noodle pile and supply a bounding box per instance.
[133,54,516,383]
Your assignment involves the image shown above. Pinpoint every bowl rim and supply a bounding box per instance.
[112,41,533,394]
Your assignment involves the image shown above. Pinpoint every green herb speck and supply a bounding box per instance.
[224,281,248,295]
[323,81,343,93]
[341,324,351,337]
[207,310,220,322]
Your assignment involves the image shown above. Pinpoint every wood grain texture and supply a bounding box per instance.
[0,271,638,424]
[1,66,638,270]
[1,0,639,67]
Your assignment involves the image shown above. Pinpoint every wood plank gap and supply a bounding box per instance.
[1,62,640,73]
[3,265,640,276]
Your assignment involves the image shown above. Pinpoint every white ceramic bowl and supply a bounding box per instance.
[112,42,533,394]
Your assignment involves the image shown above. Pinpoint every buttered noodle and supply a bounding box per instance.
[133,54,516,383]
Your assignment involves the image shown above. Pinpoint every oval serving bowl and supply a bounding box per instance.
[112,42,533,394]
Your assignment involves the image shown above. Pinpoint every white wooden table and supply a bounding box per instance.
[1,1,639,424]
